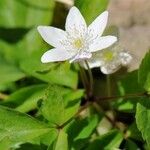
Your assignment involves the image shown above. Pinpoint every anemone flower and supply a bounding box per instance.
[81,44,132,74]
[37,6,117,63]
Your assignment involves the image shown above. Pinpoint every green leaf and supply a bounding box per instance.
[138,50,150,91]
[75,0,109,24]
[136,101,150,147]
[0,28,46,63]
[0,106,50,145]
[144,73,150,92]
[112,70,144,112]
[0,0,55,28]
[0,0,53,65]
[3,84,47,112]
[40,85,83,126]
[74,115,98,141]
[40,129,58,146]
[0,56,25,85]
[21,58,78,88]
[86,130,123,150]
[67,115,99,150]
[0,137,11,150]
[125,139,139,150]
[54,130,68,150]
[126,122,143,141]
[0,29,47,86]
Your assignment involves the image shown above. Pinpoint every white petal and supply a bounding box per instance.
[87,60,102,69]
[79,59,101,70]
[87,52,105,68]
[65,6,87,36]
[100,63,120,74]
[37,26,67,48]
[69,51,92,63]
[41,48,72,63]
[80,51,106,69]
[89,36,117,52]
[86,57,103,69]
[88,11,108,38]
[120,52,132,65]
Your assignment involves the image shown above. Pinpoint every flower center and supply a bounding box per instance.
[103,51,114,62]
[73,38,83,49]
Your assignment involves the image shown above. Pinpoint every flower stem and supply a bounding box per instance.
[95,92,147,101]
[56,91,149,129]
[79,65,89,95]
[85,60,94,97]
[106,75,111,96]
[93,102,116,126]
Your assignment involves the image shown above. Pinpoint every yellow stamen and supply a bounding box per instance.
[103,51,114,61]
[73,38,83,49]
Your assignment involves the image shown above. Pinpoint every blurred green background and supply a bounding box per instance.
[0,0,150,149]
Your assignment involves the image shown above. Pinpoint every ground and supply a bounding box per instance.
[108,0,150,70]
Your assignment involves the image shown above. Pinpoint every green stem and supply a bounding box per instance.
[92,102,118,128]
[55,91,148,129]
[58,102,91,129]
[96,92,147,101]
[106,75,111,96]
[79,66,89,96]
[85,60,94,97]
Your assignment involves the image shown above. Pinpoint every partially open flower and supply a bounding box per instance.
[37,6,117,63]
[81,45,132,74]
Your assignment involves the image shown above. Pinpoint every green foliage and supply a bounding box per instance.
[21,59,78,88]
[3,84,48,112]
[0,0,54,27]
[113,70,144,112]
[136,102,150,147]
[67,115,99,149]
[138,50,150,91]
[86,130,123,150]
[134,51,150,148]
[0,56,25,85]
[74,115,98,141]
[126,122,143,141]
[0,0,149,149]
[54,130,68,150]
[125,139,139,150]
[0,106,51,147]
[40,85,83,126]
[75,0,109,24]
[40,129,58,147]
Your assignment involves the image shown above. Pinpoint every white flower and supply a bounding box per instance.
[37,6,117,63]
[81,45,132,74]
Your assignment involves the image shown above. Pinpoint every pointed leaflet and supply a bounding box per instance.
[138,51,150,91]
[136,101,150,147]
[0,106,51,144]
[40,85,84,126]
[21,54,78,89]
[53,130,68,150]
[86,130,123,150]
[113,70,144,112]
[4,84,47,113]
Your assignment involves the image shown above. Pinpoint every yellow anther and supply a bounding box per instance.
[103,51,114,61]
[73,38,83,49]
